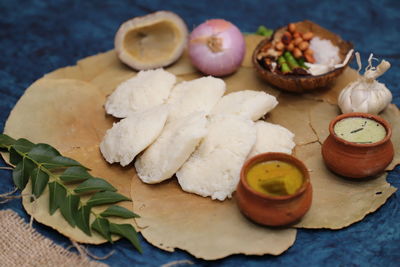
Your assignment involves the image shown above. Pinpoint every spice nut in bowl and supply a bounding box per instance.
[236,152,312,227]
[322,112,394,179]
[253,20,353,93]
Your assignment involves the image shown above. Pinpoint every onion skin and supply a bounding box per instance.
[189,19,245,76]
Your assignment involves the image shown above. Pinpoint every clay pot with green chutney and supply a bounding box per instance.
[236,152,312,227]
[322,112,394,179]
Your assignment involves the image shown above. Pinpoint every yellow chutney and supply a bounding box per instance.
[246,160,304,197]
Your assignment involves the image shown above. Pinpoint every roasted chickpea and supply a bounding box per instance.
[302,32,314,41]
[304,48,314,56]
[288,23,296,33]
[293,37,303,46]
[293,47,303,58]
[305,53,315,63]
[286,43,295,52]
[298,41,309,51]
[275,41,285,51]
[282,31,292,45]
[293,32,301,39]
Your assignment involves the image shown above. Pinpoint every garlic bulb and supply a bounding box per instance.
[338,53,392,114]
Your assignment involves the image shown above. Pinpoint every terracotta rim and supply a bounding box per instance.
[328,112,392,148]
[239,152,310,201]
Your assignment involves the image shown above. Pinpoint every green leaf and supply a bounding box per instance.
[60,166,93,182]
[75,205,92,236]
[42,156,84,169]
[30,167,49,198]
[100,205,140,219]
[13,138,35,153]
[256,25,273,37]
[28,143,61,159]
[12,157,34,190]
[86,191,130,207]
[9,147,22,165]
[0,134,143,252]
[10,138,35,165]
[110,223,142,253]
[48,182,67,215]
[91,217,111,242]
[27,144,83,169]
[0,134,16,149]
[74,178,116,194]
[59,194,80,227]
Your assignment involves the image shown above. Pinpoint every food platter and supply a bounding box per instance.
[2,33,399,260]
[2,2,400,266]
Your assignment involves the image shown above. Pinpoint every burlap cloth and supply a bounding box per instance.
[0,209,107,267]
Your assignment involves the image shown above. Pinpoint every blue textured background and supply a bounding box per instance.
[1,0,399,266]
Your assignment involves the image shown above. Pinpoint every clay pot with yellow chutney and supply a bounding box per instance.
[322,112,394,179]
[236,152,312,227]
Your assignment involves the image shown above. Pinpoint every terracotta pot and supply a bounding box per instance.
[252,20,353,93]
[321,112,394,179]
[236,152,312,227]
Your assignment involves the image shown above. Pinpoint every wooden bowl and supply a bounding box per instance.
[252,20,353,93]
[236,152,312,227]
[322,112,394,179]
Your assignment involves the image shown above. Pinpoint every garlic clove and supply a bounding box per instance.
[338,89,352,113]
[114,11,188,70]
[350,89,369,109]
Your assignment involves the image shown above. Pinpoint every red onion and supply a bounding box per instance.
[188,19,246,76]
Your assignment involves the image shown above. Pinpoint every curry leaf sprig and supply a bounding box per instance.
[0,134,142,253]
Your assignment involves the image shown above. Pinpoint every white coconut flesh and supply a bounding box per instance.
[115,11,188,70]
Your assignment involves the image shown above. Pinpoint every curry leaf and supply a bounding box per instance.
[100,205,140,219]
[48,181,67,215]
[86,191,130,207]
[42,156,84,169]
[0,134,16,149]
[28,144,83,169]
[10,138,35,165]
[30,167,49,198]
[12,157,34,190]
[110,223,142,253]
[13,138,35,154]
[60,166,92,183]
[91,217,111,242]
[74,178,116,194]
[1,134,142,250]
[59,194,80,227]
[28,143,60,159]
[75,205,92,236]
[9,147,22,165]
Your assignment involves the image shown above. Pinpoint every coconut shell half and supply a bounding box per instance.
[115,11,188,70]
[253,20,353,93]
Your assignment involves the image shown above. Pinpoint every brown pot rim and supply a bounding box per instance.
[328,112,392,147]
[252,21,353,82]
[239,152,310,201]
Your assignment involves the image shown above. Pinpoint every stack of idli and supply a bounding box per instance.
[100,69,295,201]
